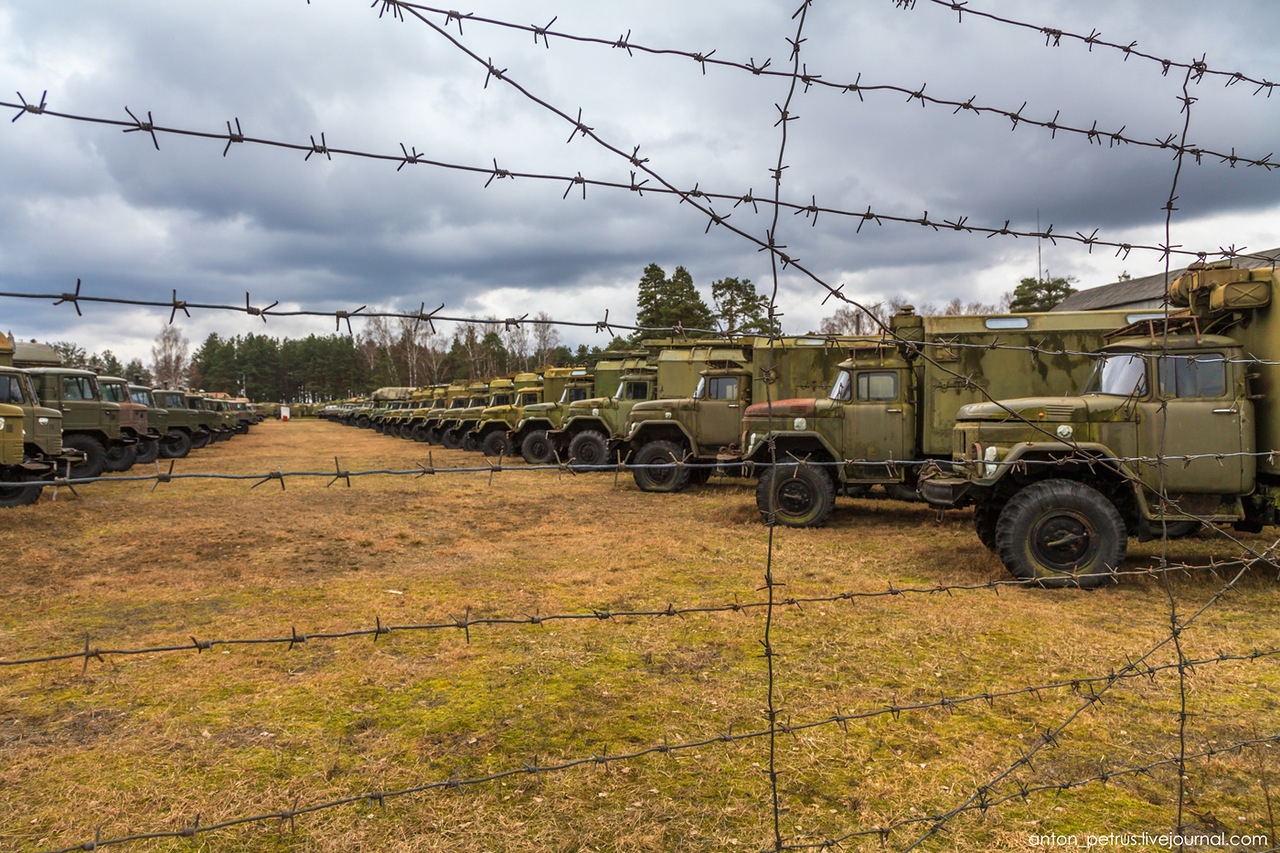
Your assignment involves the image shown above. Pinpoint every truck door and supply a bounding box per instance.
[693,374,749,455]
[1138,352,1251,495]
[842,367,913,482]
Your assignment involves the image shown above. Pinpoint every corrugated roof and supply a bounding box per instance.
[1053,247,1280,311]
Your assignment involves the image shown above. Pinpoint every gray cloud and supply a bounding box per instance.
[2,0,1277,363]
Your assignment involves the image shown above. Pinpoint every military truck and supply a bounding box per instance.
[450,374,539,453]
[129,383,179,460]
[150,389,206,455]
[613,336,883,491]
[0,402,49,506]
[921,262,1280,587]
[24,367,134,478]
[184,393,233,444]
[742,308,1152,527]
[0,340,79,481]
[439,380,497,450]
[99,375,163,464]
[481,367,593,458]
[410,382,470,443]
[508,355,645,463]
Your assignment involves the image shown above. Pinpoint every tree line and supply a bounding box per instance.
[37,265,1069,402]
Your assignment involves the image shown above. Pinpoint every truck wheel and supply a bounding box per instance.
[411,425,429,443]
[191,430,211,450]
[569,430,608,470]
[481,431,509,457]
[442,429,463,450]
[755,464,836,528]
[632,440,690,493]
[884,483,918,502]
[972,502,1000,552]
[995,479,1126,589]
[104,443,138,472]
[135,438,160,465]
[63,434,107,480]
[522,430,554,464]
[159,431,193,458]
[462,432,480,453]
[424,427,441,445]
[0,476,42,507]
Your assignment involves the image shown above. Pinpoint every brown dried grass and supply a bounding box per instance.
[1,419,1278,851]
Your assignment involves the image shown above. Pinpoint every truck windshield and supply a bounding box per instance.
[490,394,513,406]
[0,375,27,405]
[100,383,127,403]
[561,387,589,403]
[828,370,853,402]
[1083,354,1148,397]
[615,380,649,401]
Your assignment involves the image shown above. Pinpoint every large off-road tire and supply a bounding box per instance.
[481,430,509,457]
[159,431,193,459]
[631,440,691,493]
[135,438,160,465]
[972,501,1000,552]
[995,479,1126,589]
[0,475,42,507]
[755,464,836,528]
[462,432,480,453]
[104,442,138,472]
[63,433,107,480]
[411,424,429,443]
[568,430,608,470]
[442,429,463,450]
[521,430,554,465]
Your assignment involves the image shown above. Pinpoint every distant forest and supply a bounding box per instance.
[38,263,1028,402]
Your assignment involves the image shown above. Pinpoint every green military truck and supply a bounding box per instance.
[485,366,593,459]
[412,382,470,443]
[922,262,1280,587]
[0,402,47,506]
[440,380,500,450]
[99,375,163,465]
[614,336,881,492]
[0,339,78,484]
[24,367,135,478]
[129,383,180,460]
[454,374,540,453]
[545,354,657,467]
[184,393,232,445]
[741,308,1150,527]
[151,389,206,455]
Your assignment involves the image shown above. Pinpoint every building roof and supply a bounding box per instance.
[1053,247,1280,312]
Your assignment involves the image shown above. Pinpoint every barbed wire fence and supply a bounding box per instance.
[3,1,1280,850]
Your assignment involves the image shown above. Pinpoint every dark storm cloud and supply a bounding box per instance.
[1,0,1277,361]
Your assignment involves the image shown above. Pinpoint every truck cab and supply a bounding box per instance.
[26,367,132,479]
[742,345,916,526]
[617,363,753,492]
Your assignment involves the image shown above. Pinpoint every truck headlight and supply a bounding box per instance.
[793,417,806,431]
[983,445,1000,478]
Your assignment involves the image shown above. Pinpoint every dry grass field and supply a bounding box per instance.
[2,418,1278,852]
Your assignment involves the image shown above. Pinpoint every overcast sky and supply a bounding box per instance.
[2,0,1277,366]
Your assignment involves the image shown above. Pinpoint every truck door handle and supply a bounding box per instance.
[886,408,903,413]
[1212,408,1238,414]
[728,404,739,409]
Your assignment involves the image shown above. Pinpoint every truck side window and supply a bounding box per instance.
[1158,353,1227,398]
[856,372,898,402]
[707,376,739,400]
[0,376,19,404]
[623,381,648,401]
[63,377,84,400]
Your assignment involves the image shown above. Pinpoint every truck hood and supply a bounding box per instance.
[629,398,694,420]
[957,395,1130,423]
[743,398,817,418]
